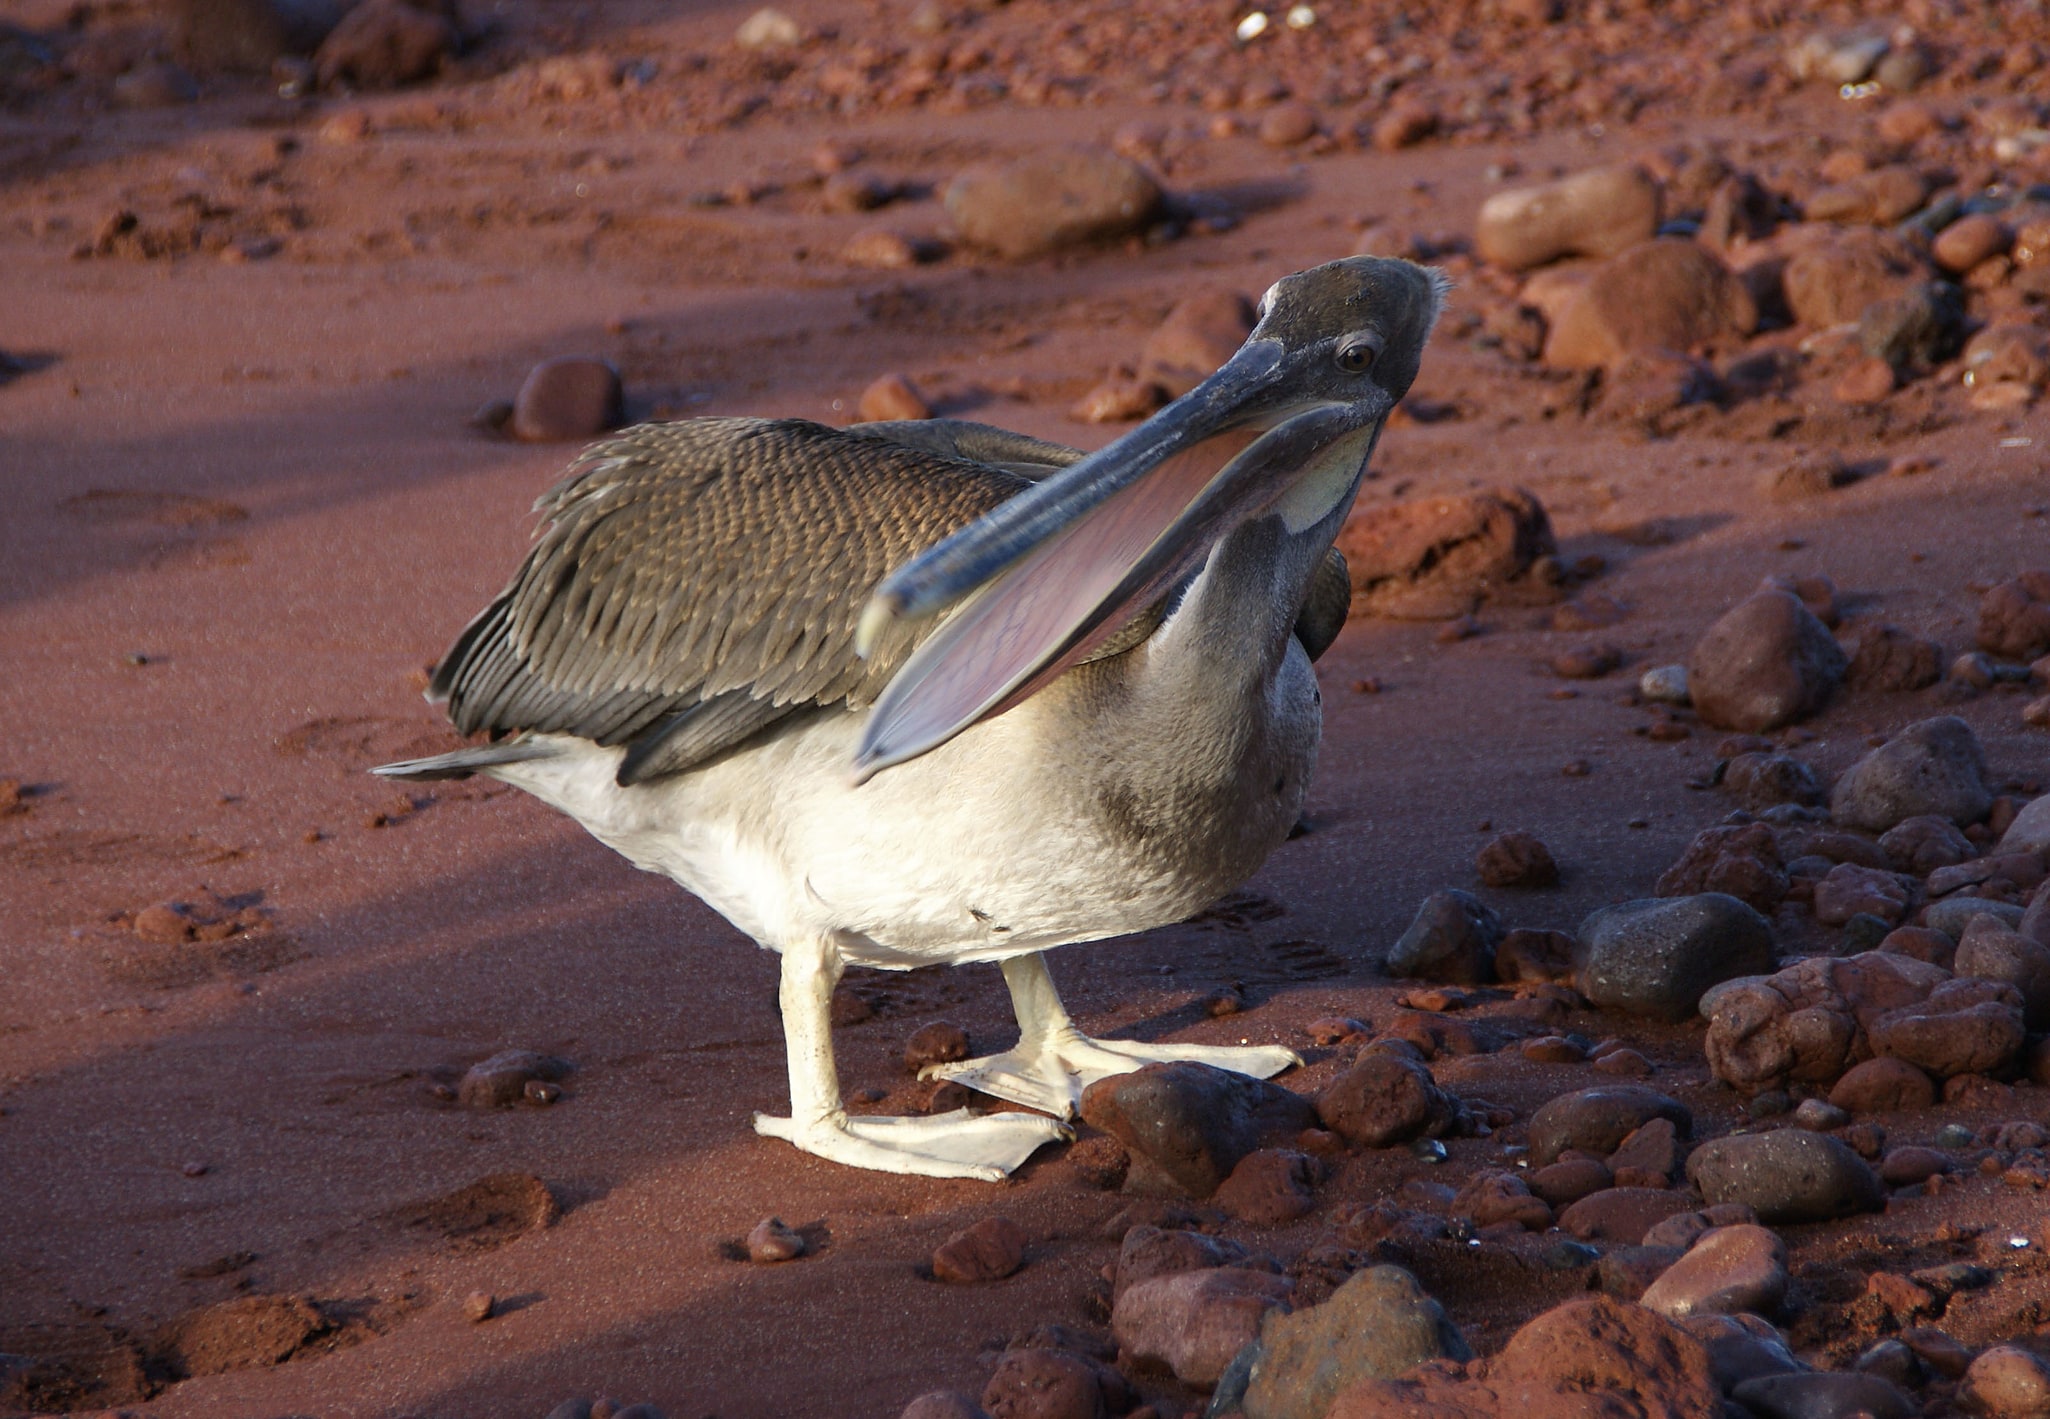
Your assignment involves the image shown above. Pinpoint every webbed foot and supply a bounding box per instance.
[752,1107,1072,1180]
[923,1031,1302,1118]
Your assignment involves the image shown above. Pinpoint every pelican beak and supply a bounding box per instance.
[851,339,1391,779]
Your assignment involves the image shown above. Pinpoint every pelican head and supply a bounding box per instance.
[854,256,1449,776]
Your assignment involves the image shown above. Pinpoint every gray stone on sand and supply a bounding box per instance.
[1829,716,1992,832]
[1575,893,1775,1022]
[943,147,1162,260]
[1386,888,1503,985]
[1686,1129,1885,1225]
[1731,1370,1914,1419]
[1528,1086,1692,1167]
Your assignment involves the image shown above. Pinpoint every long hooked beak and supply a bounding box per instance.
[850,339,1389,779]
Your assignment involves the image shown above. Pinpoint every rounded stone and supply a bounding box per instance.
[1962,1346,2050,1419]
[1574,893,1775,1022]
[1475,165,1663,272]
[1732,1371,1914,1419]
[1529,1086,1692,1166]
[512,357,623,442]
[943,146,1162,260]
[1639,1224,1790,1319]
[1386,888,1503,984]
[1685,1129,1885,1224]
[1828,1057,1937,1113]
[1689,590,1847,734]
[1829,716,1992,832]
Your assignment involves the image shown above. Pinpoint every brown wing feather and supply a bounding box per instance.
[432,418,1040,765]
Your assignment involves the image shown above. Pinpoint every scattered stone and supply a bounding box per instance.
[113,60,199,106]
[858,373,932,423]
[1069,375,1166,424]
[1813,863,1913,927]
[171,0,340,72]
[1079,1062,1317,1197]
[1386,889,1503,984]
[901,1393,989,1419]
[1829,716,1992,832]
[1934,213,2013,275]
[1641,665,1690,703]
[1336,487,1558,621]
[1724,754,1825,812]
[1530,1156,1613,1207]
[512,357,623,442]
[1495,928,1576,983]
[313,0,458,90]
[981,1348,1114,1419]
[1808,167,1930,227]
[1955,915,2050,1028]
[1315,1053,1456,1148]
[458,1050,573,1108]
[1475,165,1663,272]
[1550,642,1622,680]
[943,147,1162,260]
[1137,291,1254,398]
[1215,1150,1318,1225]
[842,230,935,270]
[1112,1266,1292,1390]
[1113,1223,1248,1301]
[1761,449,1856,502]
[1871,977,2029,1079]
[1371,96,1438,152]
[1656,823,1788,913]
[1731,1371,1914,1419]
[1979,573,2050,662]
[1608,1117,1683,1182]
[746,1217,806,1263]
[1963,1346,2050,1418]
[733,7,800,48]
[1689,590,1847,734]
[1544,238,1757,370]
[932,1217,1026,1284]
[905,1021,970,1073]
[1681,1313,1807,1393]
[819,171,892,213]
[1475,830,1558,888]
[1575,893,1774,1022]
[1451,1171,1554,1231]
[1833,356,1897,406]
[1240,1266,1470,1419]
[1828,1057,1937,1112]
[1879,1146,1950,1187]
[1559,1187,1694,1244]
[1855,1340,1923,1388]
[1792,1097,1850,1131]
[1257,100,1319,147]
[463,1289,494,1322]
[1784,231,1919,328]
[1528,1086,1692,1166]
[1861,282,1964,372]
[1686,1129,1885,1223]
[1639,1225,1788,1319]
[1881,815,1976,875]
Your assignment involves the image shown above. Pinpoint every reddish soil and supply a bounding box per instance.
[3,1,2049,1416]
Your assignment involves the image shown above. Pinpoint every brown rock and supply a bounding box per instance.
[1978,573,2050,662]
[1955,914,2050,1028]
[1112,1267,1292,1390]
[512,357,623,442]
[313,0,457,90]
[1067,1136,1129,1191]
[1315,1054,1455,1147]
[1530,1156,1614,1207]
[842,229,934,269]
[904,1021,969,1073]
[981,1348,1107,1419]
[1867,978,2028,1078]
[1656,822,1788,914]
[1337,487,1557,620]
[1688,590,1847,734]
[1112,1223,1248,1301]
[1452,1172,1554,1231]
[819,171,891,214]
[1784,230,1919,328]
[1834,356,1897,405]
[1475,166,1663,272]
[1813,863,1913,927]
[943,147,1162,260]
[1069,375,1166,424]
[1551,642,1622,679]
[1544,239,1757,370]
[458,1049,571,1108]
[1608,1117,1682,1182]
[1215,1149,1317,1225]
[1246,1266,1469,1419]
[172,0,339,72]
[1137,292,1254,398]
[858,373,932,423]
[1760,449,1855,502]
[1558,1187,1694,1243]
[1258,100,1319,147]
[1371,97,1437,152]
[1828,1057,1936,1112]
[1475,830,1558,888]
[1806,167,1930,226]
[1529,1086,1691,1166]
[1843,623,1945,694]
[1878,1146,1950,1186]
[1700,951,1948,1094]
[134,902,197,944]
[1963,1346,2050,1418]
[932,1217,1026,1284]
[1933,214,2012,275]
[901,1393,990,1419]
[1495,928,1576,983]
[1876,924,1956,968]
[1639,1224,1789,1319]
[1080,1062,1318,1198]
[745,1217,805,1263]
[156,1294,328,1377]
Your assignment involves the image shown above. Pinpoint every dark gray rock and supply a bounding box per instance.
[1923,896,2024,940]
[1878,815,1975,875]
[1677,1313,1807,1394]
[1859,281,1963,371]
[1689,590,1847,734]
[1829,716,1991,832]
[1575,893,1775,1021]
[171,0,342,71]
[1078,1062,1317,1198]
[1240,1266,1470,1419]
[1732,1370,1914,1419]
[1528,1086,1692,1167]
[1685,1129,1884,1224]
[1386,889,1503,984]
[1113,1224,1248,1301]
[1724,752,1826,811]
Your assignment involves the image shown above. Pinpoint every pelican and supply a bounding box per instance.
[374,257,1446,1180]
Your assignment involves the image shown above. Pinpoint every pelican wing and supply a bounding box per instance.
[432,417,1054,783]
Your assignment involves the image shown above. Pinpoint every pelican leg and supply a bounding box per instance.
[923,953,1303,1118]
[752,936,1070,1180]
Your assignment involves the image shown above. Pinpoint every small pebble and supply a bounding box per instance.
[746,1217,806,1263]
[1793,1097,1851,1131]
[858,373,932,422]
[463,1290,495,1322]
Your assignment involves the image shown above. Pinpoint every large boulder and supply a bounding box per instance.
[1475,166,1663,271]
[1079,1062,1316,1198]
[1336,487,1558,620]
[1544,238,1758,369]
[1575,894,1775,1022]
[1829,717,1992,832]
[1689,591,1847,733]
[1686,1130,1884,1224]
[943,147,1162,260]
[1638,1224,1790,1319]
[1241,1266,1470,1419]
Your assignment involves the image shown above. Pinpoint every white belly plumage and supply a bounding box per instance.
[485,638,1322,970]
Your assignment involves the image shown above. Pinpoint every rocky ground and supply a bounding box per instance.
[4,0,2050,1416]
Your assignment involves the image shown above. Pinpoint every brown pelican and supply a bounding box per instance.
[375,257,1445,1179]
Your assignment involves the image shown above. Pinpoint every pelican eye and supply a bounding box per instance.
[1335,338,1380,374]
